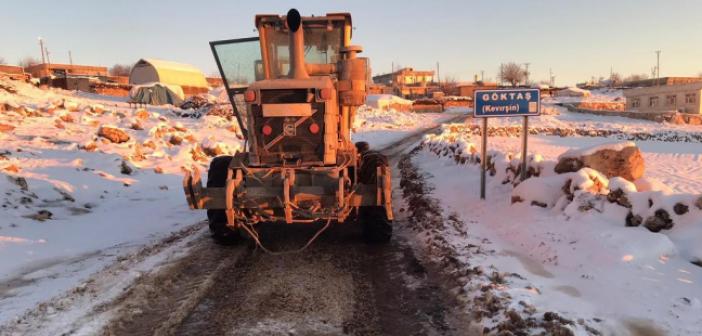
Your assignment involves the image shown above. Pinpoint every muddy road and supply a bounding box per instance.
[101,115,471,336]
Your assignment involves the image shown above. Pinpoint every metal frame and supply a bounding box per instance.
[209,36,260,140]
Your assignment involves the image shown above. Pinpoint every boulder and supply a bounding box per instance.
[98,125,130,143]
[555,142,644,181]
[0,123,15,133]
[644,209,673,232]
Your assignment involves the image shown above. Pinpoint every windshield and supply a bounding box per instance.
[261,22,344,79]
[211,37,262,137]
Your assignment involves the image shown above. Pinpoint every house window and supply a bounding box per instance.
[685,93,697,104]
[631,98,640,108]
[666,95,676,106]
[649,96,659,107]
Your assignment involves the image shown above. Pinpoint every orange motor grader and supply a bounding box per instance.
[183,9,393,244]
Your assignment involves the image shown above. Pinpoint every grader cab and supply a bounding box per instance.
[183,9,393,244]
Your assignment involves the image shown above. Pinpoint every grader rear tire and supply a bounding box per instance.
[206,155,242,245]
[361,206,392,244]
[358,150,392,243]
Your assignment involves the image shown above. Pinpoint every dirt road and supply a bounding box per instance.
[98,114,472,336]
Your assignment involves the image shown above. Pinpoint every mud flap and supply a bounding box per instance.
[225,169,243,226]
[183,166,204,209]
[377,166,394,221]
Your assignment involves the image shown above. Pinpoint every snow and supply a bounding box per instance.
[365,94,412,109]
[0,77,450,326]
[351,105,461,148]
[412,119,702,335]
[559,140,636,158]
[412,151,702,335]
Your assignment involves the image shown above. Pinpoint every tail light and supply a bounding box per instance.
[244,90,257,102]
[309,122,320,134]
[319,88,332,101]
[262,125,273,136]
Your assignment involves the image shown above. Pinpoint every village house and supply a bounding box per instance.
[372,67,437,98]
[24,63,108,78]
[624,82,702,114]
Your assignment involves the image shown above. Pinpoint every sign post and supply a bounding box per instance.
[473,89,540,199]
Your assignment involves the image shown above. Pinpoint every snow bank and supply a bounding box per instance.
[559,141,636,158]
[365,94,412,110]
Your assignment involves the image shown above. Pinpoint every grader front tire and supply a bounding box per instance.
[206,155,243,245]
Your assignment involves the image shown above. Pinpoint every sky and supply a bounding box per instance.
[1,0,702,86]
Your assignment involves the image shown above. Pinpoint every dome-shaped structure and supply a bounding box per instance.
[129,58,209,95]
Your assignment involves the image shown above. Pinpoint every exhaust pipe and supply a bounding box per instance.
[286,9,309,79]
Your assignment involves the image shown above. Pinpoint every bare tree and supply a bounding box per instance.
[0,56,6,65]
[440,75,458,94]
[609,72,623,87]
[498,62,525,87]
[18,56,40,68]
[109,64,132,76]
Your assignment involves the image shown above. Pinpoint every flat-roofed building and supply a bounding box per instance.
[624,82,702,114]
[372,67,437,98]
[0,64,26,80]
[24,63,108,78]
[625,76,702,88]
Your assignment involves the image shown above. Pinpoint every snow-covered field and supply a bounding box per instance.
[351,105,462,148]
[2,77,701,335]
[411,115,702,335]
[0,79,447,327]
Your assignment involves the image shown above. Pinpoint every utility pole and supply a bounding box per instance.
[68,51,73,66]
[46,48,51,65]
[436,61,440,87]
[523,62,530,86]
[655,50,661,86]
[549,68,554,87]
[481,70,484,82]
[38,37,46,64]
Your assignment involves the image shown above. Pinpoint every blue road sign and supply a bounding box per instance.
[474,89,540,117]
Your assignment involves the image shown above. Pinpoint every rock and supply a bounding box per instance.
[531,201,548,208]
[130,120,144,130]
[0,123,16,133]
[695,196,702,210]
[554,157,584,174]
[607,189,632,208]
[134,109,150,120]
[169,135,183,145]
[668,113,686,125]
[81,141,98,152]
[98,126,130,143]
[120,160,133,175]
[511,196,524,204]
[625,212,642,227]
[644,209,674,232]
[154,167,164,174]
[7,176,29,191]
[555,144,644,181]
[25,210,53,221]
[673,202,689,215]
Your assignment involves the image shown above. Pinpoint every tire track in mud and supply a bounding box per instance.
[101,238,246,336]
[100,114,472,336]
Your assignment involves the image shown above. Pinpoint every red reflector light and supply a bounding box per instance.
[262,125,273,136]
[319,88,332,100]
[244,90,256,102]
[309,123,320,134]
